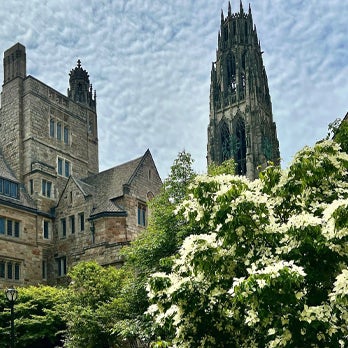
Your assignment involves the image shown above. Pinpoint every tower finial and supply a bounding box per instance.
[249,3,251,14]
[240,0,244,13]
[77,59,81,68]
[221,9,224,23]
[228,1,231,16]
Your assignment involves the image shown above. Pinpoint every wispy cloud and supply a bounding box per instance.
[0,0,346,178]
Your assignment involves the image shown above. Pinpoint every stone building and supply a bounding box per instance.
[207,1,280,180]
[0,43,162,288]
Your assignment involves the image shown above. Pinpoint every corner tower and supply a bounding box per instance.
[207,1,280,179]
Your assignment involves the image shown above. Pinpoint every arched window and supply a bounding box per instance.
[220,122,232,162]
[233,117,247,175]
[241,52,247,71]
[226,54,236,91]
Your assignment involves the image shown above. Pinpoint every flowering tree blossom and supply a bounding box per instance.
[147,141,348,347]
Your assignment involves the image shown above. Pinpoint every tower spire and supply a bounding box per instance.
[207,3,280,180]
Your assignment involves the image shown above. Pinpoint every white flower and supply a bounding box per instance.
[267,328,276,336]
[256,278,267,289]
[330,268,348,302]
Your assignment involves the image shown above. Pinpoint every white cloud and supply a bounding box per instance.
[0,0,346,178]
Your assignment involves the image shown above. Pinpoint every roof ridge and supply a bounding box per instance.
[126,149,150,186]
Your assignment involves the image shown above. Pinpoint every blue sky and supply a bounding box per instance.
[0,0,347,179]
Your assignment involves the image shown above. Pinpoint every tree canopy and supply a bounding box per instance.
[147,140,348,347]
[0,285,65,348]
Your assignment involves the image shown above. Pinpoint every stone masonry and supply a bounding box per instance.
[0,43,162,289]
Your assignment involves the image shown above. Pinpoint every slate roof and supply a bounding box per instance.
[0,153,19,183]
[80,150,151,218]
[0,152,37,211]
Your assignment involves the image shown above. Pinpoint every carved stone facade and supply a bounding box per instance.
[207,2,280,180]
[0,43,162,288]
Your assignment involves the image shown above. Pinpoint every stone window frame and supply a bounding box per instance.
[57,157,71,178]
[49,116,71,145]
[0,178,19,199]
[41,178,52,198]
[49,118,55,138]
[0,259,21,281]
[65,160,71,177]
[43,219,51,239]
[69,215,75,234]
[64,125,70,144]
[78,212,85,232]
[57,122,62,141]
[0,216,20,238]
[137,202,147,227]
[57,256,67,277]
[60,218,67,239]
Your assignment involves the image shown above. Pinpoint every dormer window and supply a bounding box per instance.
[0,178,19,199]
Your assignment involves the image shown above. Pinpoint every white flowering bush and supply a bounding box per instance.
[147,141,348,347]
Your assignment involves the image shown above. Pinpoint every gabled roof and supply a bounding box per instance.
[82,153,145,200]
[73,177,95,197]
[79,149,158,219]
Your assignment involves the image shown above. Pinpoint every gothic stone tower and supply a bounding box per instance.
[0,43,98,212]
[207,1,280,180]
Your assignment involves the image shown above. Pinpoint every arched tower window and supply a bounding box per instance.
[220,122,232,162]
[233,117,247,175]
[226,54,236,92]
[242,52,247,71]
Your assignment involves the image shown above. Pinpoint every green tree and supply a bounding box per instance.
[0,285,66,348]
[207,158,236,176]
[163,150,195,204]
[147,140,348,347]
[120,151,196,344]
[60,261,132,348]
[329,117,348,153]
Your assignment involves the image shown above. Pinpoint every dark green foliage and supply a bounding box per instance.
[0,286,66,348]
[207,158,236,176]
[59,261,132,348]
[120,151,196,342]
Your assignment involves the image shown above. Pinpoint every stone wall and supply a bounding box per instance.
[0,204,53,289]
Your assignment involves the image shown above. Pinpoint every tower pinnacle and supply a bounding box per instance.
[67,60,96,110]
